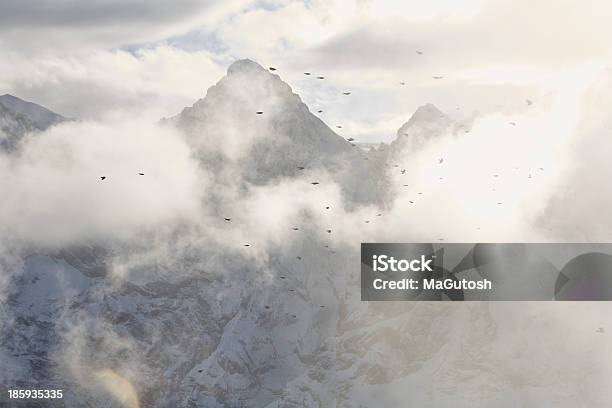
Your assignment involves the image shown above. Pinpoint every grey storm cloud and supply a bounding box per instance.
[0,0,204,28]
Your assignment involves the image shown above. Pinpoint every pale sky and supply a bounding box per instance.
[1,0,612,142]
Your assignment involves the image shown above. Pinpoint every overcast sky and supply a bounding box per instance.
[1,0,612,142]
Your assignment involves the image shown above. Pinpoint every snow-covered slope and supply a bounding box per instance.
[170,59,383,207]
[0,94,65,130]
[0,94,65,152]
[1,63,609,408]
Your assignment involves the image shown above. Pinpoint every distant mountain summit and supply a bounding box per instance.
[170,59,383,206]
[0,94,64,130]
[391,103,453,153]
[0,94,65,151]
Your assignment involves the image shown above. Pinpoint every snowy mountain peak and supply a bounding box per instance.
[227,58,267,76]
[405,103,449,127]
[171,59,382,205]
[390,103,453,153]
[0,94,65,130]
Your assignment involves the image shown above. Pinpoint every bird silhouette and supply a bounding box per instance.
[138,172,144,176]
[297,166,305,170]
[256,111,263,114]
[347,137,354,141]
[433,76,443,80]
[336,125,342,128]
[304,72,311,75]
[400,82,405,85]
[325,206,330,209]
[416,50,423,55]
[244,244,251,247]
[326,229,332,233]
[292,227,299,231]
[509,121,516,126]
[311,182,320,185]
[269,67,277,71]
[439,158,444,164]
[343,92,351,95]
[317,110,323,113]
[224,218,231,222]
[100,176,106,181]
[400,169,406,174]
[525,99,533,105]
[296,256,302,260]
[317,76,325,79]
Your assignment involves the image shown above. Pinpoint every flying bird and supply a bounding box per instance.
[256,111,264,114]
[311,182,320,185]
[244,244,251,247]
[304,72,311,75]
[525,99,533,105]
[100,176,106,181]
[439,158,444,164]
[509,121,516,126]
[365,220,370,223]
[400,82,405,85]
[336,125,342,128]
[400,169,406,174]
[297,166,305,170]
[409,200,414,204]
[343,92,351,95]
[292,227,299,231]
[296,256,302,260]
[224,218,231,222]
[138,172,144,176]
[326,229,332,233]
[317,110,323,113]
[596,327,605,333]
[433,76,444,80]
[269,67,277,71]
[416,50,423,55]
[280,276,286,279]
[325,206,330,209]
[376,213,382,217]
[317,76,325,79]
[347,137,354,141]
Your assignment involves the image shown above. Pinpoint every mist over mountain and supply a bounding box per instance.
[1,59,610,408]
[0,94,65,152]
[169,59,385,207]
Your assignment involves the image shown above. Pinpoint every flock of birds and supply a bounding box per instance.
[97,55,547,280]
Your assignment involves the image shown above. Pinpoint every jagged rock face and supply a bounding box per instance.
[390,103,453,155]
[2,66,606,408]
[0,102,38,151]
[171,59,383,207]
[0,94,65,152]
[0,94,65,131]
